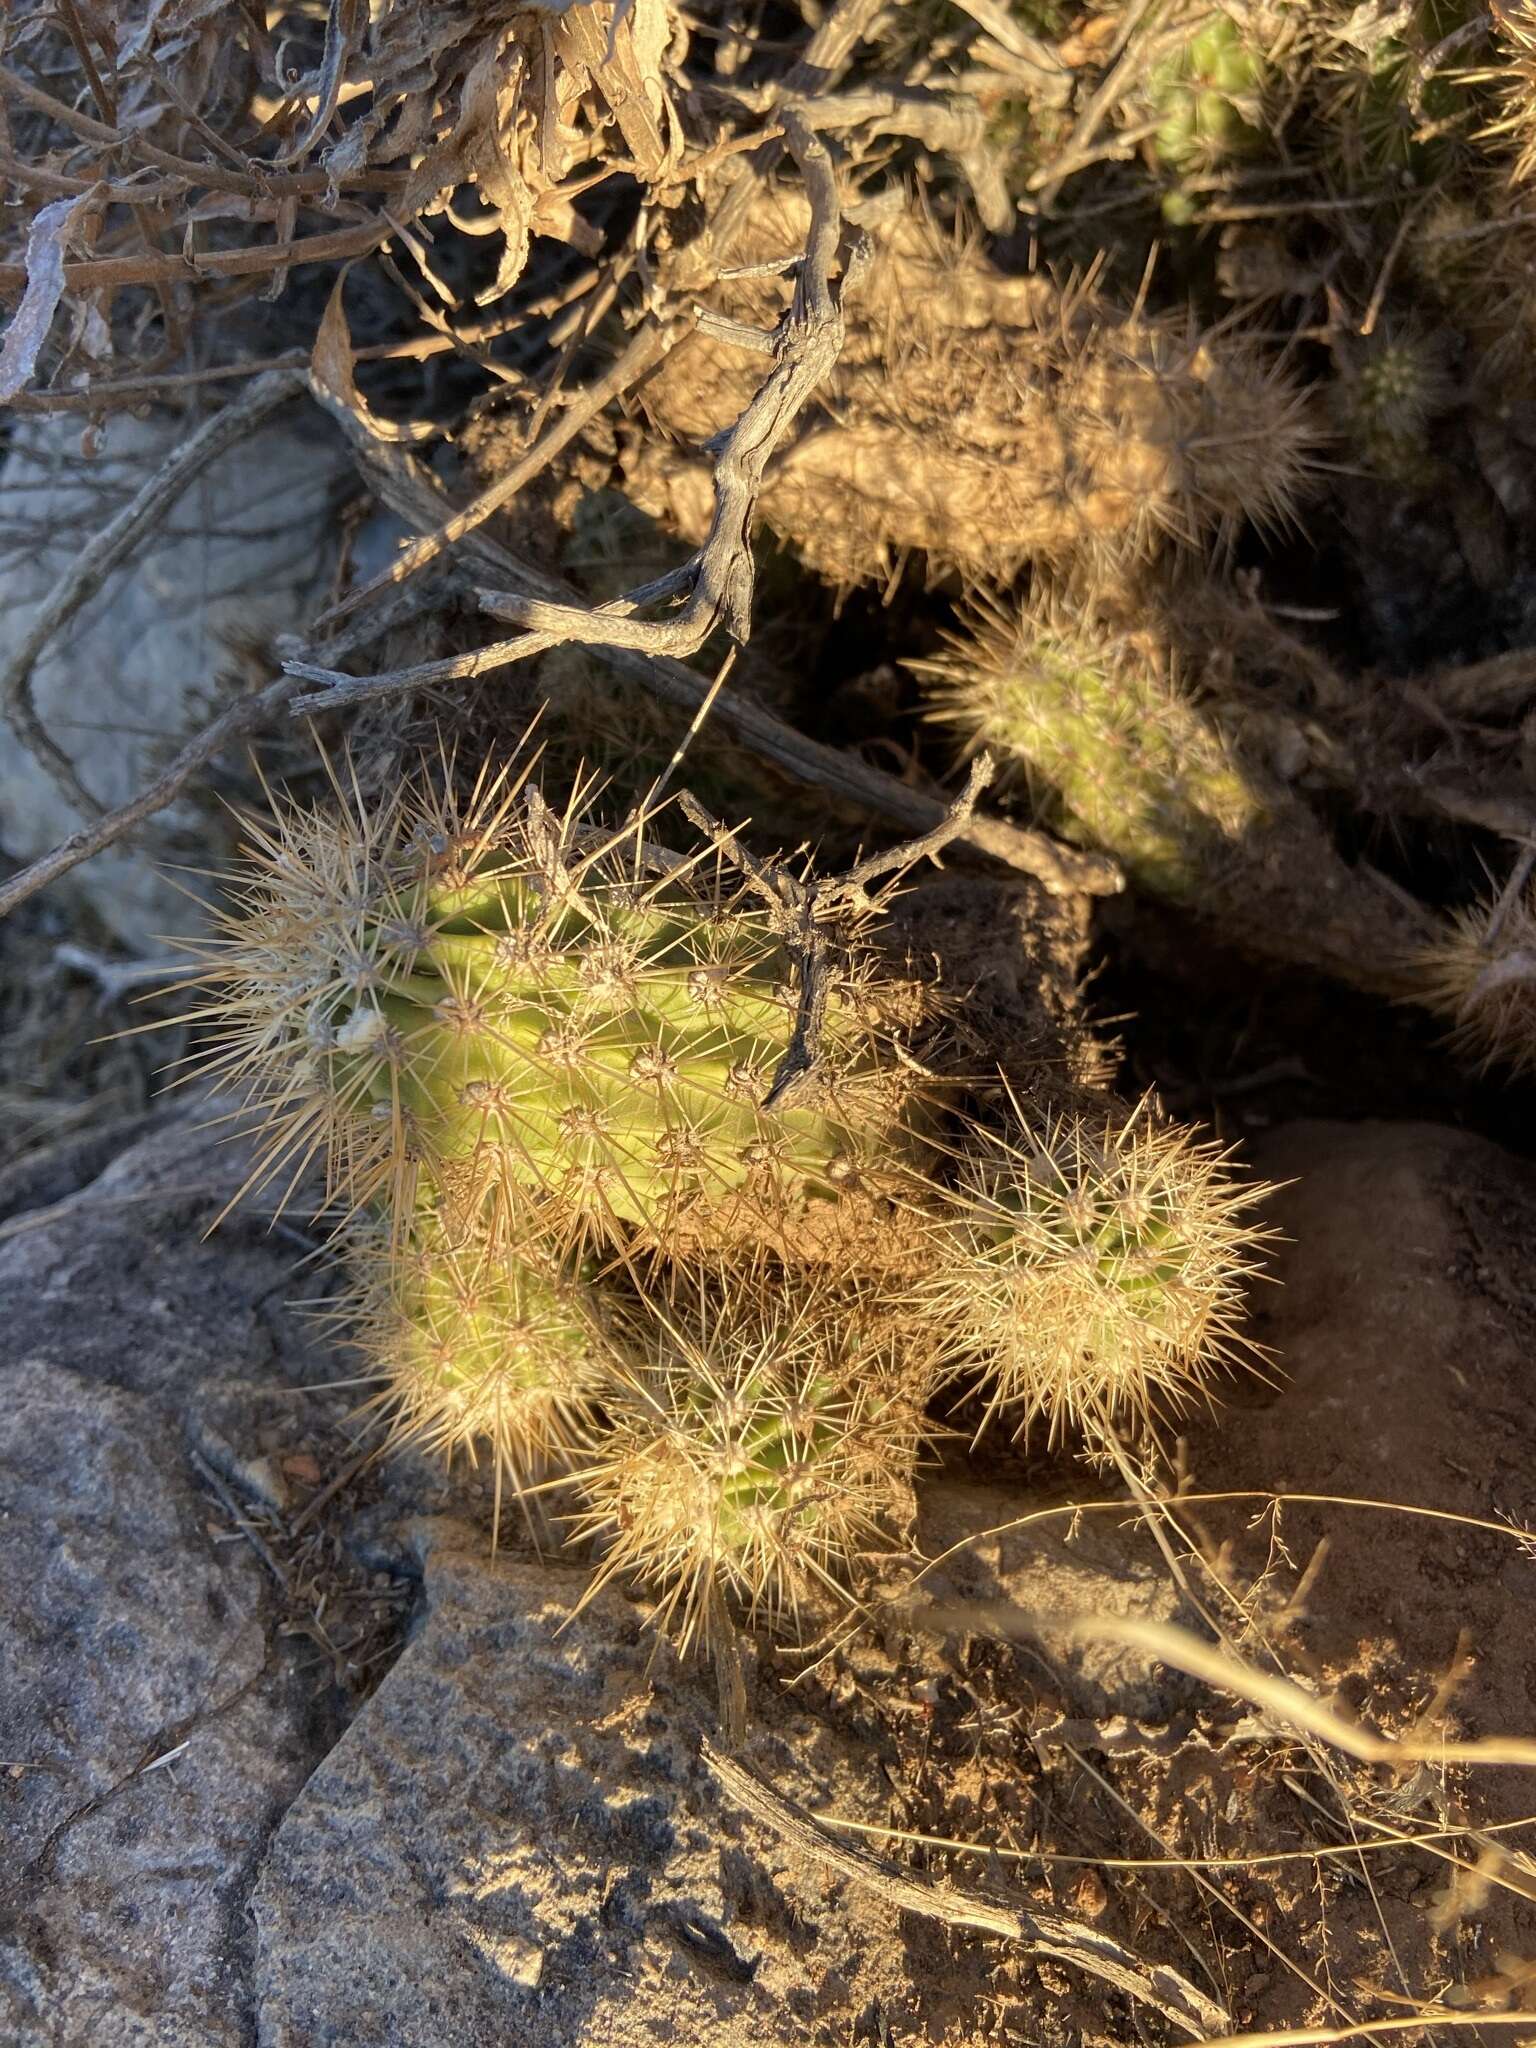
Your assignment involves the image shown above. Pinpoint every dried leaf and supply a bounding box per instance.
[450,36,535,305]
[310,279,436,443]
[556,0,680,179]
[0,189,98,405]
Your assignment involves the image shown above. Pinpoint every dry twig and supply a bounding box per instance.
[680,755,995,1106]
[0,573,449,925]
[480,112,855,659]
[284,620,1116,896]
[315,315,692,630]
[703,1740,1229,2039]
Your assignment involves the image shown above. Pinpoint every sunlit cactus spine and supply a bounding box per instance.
[1490,0,1536,182]
[1411,876,1536,1077]
[927,1103,1273,1444]
[916,595,1268,902]
[187,749,924,1261]
[571,1269,935,1650]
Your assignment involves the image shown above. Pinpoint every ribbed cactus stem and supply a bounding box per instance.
[917,598,1267,902]
[928,1106,1271,1441]
[347,1208,601,1526]
[1150,12,1266,173]
[191,759,921,1255]
[571,1273,929,1646]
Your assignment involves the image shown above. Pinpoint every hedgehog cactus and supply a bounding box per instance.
[190,744,1277,1651]
[571,1271,930,1648]
[930,1108,1272,1442]
[1338,334,1450,485]
[628,204,1319,592]
[1413,878,1536,1077]
[916,596,1267,902]
[192,758,921,1258]
[346,1207,601,1521]
[1316,0,1481,180]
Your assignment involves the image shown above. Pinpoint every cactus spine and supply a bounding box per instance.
[916,596,1267,902]
[346,1209,600,1517]
[194,758,921,1260]
[1412,878,1536,1077]
[572,1270,929,1649]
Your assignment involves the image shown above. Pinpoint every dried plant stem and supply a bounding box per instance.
[317,317,690,631]
[681,0,888,276]
[702,1741,1229,2039]
[915,1605,1536,1770]
[0,65,409,200]
[481,112,854,659]
[0,366,307,816]
[680,754,995,1102]
[0,219,394,299]
[1027,0,1172,205]
[285,624,1116,896]
[0,673,298,922]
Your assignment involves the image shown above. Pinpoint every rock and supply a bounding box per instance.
[0,1359,316,2046]
[0,408,346,947]
[253,1522,966,2048]
[0,1108,329,1403]
[0,1109,161,1226]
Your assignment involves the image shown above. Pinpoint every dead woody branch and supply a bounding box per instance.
[478,112,859,661]
[681,755,996,1108]
[703,1741,1229,2041]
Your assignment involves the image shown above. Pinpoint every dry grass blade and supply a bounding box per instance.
[916,1605,1536,1772]
[1197,2018,1536,2048]
[702,1740,1230,2038]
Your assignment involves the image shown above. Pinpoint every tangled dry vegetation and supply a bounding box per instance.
[11,0,1536,2041]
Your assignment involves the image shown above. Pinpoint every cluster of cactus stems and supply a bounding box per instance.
[629,206,1320,593]
[189,742,1273,1653]
[1147,10,1271,223]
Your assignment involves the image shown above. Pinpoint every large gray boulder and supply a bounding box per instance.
[253,1525,933,2048]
